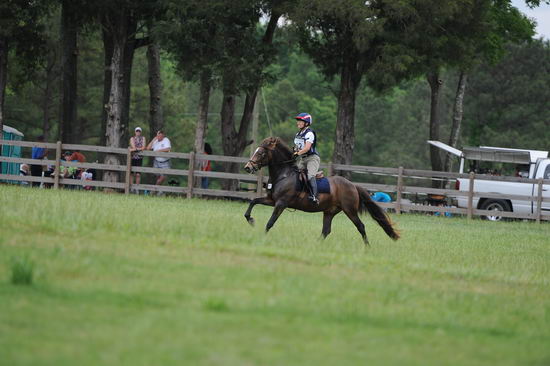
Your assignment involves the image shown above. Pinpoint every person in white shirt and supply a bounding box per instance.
[293,113,320,204]
[146,130,172,186]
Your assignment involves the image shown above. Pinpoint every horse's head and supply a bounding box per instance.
[245,137,293,173]
[244,137,277,173]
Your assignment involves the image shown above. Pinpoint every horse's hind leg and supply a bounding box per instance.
[343,209,369,245]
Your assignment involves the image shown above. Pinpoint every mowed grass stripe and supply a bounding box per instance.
[1,185,549,366]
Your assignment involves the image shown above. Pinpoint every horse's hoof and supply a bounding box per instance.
[246,217,255,226]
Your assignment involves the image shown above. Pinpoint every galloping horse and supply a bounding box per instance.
[243,137,400,244]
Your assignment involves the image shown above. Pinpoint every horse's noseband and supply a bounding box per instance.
[246,159,260,173]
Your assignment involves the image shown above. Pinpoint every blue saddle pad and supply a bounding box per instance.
[297,176,330,194]
[317,177,330,194]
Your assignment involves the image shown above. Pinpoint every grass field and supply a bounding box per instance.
[1,185,549,366]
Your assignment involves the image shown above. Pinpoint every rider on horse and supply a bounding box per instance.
[293,113,320,204]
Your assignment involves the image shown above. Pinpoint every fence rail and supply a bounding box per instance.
[1,139,549,222]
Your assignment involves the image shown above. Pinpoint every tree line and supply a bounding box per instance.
[1,0,549,187]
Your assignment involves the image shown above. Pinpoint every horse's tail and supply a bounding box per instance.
[356,185,400,240]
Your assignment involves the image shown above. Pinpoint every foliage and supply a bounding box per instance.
[6,29,105,143]
[0,0,52,75]
[1,185,550,365]
[463,39,550,149]
[292,0,382,80]
[10,255,34,285]
[156,0,280,93]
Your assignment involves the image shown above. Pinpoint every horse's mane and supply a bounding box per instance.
[259,137,293,156]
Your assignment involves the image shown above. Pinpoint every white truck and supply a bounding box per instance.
[428,141,550,221]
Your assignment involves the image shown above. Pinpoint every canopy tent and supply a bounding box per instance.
[428,140,548,164]
[428,140,549,174]
[463,146,548,164]
[463,147,531,164]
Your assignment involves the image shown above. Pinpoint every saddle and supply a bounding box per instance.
[296,169,330,194]
[298,169,324,183]
[265,170,330,195]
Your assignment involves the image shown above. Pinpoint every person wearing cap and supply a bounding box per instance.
[293,113,320,204]
[129,127,147,192]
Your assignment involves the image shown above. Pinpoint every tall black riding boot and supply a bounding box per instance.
[308,177,319,204]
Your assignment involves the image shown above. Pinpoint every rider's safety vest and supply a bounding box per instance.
[294,127,318,156]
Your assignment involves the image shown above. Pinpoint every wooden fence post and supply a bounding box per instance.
[187,151,195,199]
[124,148,132,194]
[396,166,404,214]
[53,141,62,189]
[467,171,475,220]
[328,162,334,177]
[256,169,263,197]
[536,178,543,224]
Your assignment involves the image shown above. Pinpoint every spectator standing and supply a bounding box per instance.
[201,142,212,189]
[30,135,48,187]
[146,130,171,188]
[129,127,146,193]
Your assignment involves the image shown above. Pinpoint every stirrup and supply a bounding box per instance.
[310,195,319,204]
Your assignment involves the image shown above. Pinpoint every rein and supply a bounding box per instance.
[248,148,295,169]
[273,158,295,165]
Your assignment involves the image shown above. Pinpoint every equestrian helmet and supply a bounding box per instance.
[295,113,312,125]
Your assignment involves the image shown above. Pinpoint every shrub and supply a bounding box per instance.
[11,256,34,286]
[203,297,229,312]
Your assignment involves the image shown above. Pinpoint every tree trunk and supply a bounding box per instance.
[444,71,467,172]
[104,40,124,184]
[101,29,113,148]
[0,37,7,138]
[103,11,130,184]
[42,54,56,141]
[120,18,138,145]
[60,0,78,143]
[147,42,163,139]
[218,11,280,190]
[220,90,238,191]
[220,92,236,156]
[427,70,444,173]
[332,55,361,178]
[193,70,211,188]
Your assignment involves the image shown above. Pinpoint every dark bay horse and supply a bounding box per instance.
[243,137,400,244]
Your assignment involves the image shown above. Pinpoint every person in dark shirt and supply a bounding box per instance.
[30,136,48,187]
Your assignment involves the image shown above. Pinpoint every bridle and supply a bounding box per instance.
[247,146,295,171]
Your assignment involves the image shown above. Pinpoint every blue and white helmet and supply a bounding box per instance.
[295,113,312,125]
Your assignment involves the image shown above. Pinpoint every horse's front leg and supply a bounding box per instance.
[265,201,287,233]
[244,196,275,226]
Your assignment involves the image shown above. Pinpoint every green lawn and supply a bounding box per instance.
[1,185,549,366]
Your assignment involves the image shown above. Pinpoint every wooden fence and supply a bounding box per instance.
[1,139,549,222]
